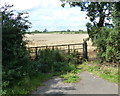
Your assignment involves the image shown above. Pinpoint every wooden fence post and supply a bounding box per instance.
[68,45,70,54]
[35,47,38,59]
[52,46,54,50]
[83,41,88,60]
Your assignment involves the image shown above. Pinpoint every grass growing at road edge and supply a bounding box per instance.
[5,73,53,95]
[78,61,118,83]
[60,72,80,83]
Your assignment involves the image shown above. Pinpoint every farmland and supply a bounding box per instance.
[24,33,97,59]
[24,33,95,50]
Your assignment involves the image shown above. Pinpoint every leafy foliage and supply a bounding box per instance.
[35,49,80,73]
[61,1,120,63]
[94,3,120,63]
[6,73,53,95]
[61,2,113,27]
[2,4,31,94]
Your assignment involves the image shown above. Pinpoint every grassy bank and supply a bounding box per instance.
[5,73,53,95]
[78,61,118,84]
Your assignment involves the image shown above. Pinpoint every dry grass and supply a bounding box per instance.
[24,33,95,47]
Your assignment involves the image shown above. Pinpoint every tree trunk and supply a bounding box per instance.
[97,8,105,27]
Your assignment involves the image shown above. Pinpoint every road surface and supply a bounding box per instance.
[30,71,118,95]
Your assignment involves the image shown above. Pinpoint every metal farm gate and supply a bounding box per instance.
[27,41,88,60]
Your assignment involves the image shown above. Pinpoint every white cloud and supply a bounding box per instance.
[1,0,89,31]
[1,0,40,10]
[38,0,62,8]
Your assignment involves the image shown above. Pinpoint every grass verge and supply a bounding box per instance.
[78,61,118,84]
[5,69,81,95]
[5,73,53,95]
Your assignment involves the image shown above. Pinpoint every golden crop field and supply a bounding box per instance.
[24,33,95,51]
[24,33,97,59]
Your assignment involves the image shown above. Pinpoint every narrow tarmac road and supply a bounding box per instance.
[30,71,118,95]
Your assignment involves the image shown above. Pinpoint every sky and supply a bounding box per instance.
[1,0,90,31]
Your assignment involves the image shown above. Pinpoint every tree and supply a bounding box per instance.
[60,1,114,40]
[1,4,31,87]
[61,2,113,27]
[43,28,48,32]
[60,1,120,63]
[32,30,40,33]
[78,29,83,32]
[67,29,70,32]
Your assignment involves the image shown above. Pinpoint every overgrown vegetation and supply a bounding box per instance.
[3,48,83,95]
[61,2,120,64]
[2,4,31,95]
[4,73,53,95]
[86,3,120,64]
[78,61,118,83]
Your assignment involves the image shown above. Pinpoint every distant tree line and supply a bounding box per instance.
[30,29,87,33]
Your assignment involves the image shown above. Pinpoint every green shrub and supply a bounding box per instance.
[37,49,65,73]
[2,5,31,94]
[5,73,53,95]
[106,30,120,63]
[86,4,120,64]
[88,25,120,63]
[35,49,81,73]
